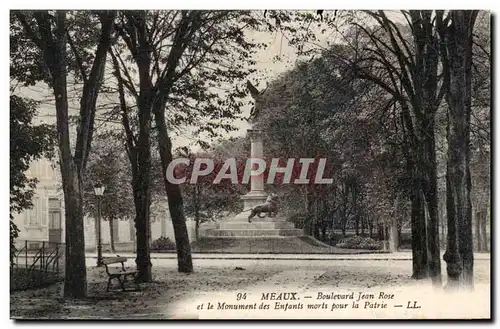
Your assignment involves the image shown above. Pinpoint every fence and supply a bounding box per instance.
[11,240,65,291]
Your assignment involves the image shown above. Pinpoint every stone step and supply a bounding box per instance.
[205,229,303,237]
[223,215,289,222]
[218,221,295,230]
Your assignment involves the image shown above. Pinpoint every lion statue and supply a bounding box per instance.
[248,193,279,223]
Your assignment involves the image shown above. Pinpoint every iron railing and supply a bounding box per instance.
[11,240,65,291]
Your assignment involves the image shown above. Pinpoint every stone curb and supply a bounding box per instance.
[86,253,491,261]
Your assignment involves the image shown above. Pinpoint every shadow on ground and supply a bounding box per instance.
[10,266,281,319]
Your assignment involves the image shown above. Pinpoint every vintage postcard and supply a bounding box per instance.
[9,9,491,320]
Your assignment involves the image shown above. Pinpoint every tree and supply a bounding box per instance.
[281,10,445,283]
[438,10,480,289]
[83,133,135,252]
[11,10,117,298]
[469,11,491,255]
[9,95,56,266]
[109,10,263,277]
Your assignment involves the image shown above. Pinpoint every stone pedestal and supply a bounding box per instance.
[231,129,267,221]
[199,128,302,238]
[203,217,303,237]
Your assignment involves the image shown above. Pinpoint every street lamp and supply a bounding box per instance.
[94,182,106,266]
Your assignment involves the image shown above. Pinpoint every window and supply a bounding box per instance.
[27,197,40,226]
[49,198,62,229]
[48,198,61,209]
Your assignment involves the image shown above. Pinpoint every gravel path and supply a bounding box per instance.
[11,258,490,319]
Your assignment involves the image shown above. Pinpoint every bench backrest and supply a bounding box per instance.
[102,257,128,265]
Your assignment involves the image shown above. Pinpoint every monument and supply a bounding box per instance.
[231,129,268,221]
[201,81,302,237]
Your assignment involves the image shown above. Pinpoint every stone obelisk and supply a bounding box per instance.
[232,128,268,221]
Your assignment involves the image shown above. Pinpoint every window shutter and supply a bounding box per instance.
[29,198,37,226]
[41,197,47,226]
[34,197,41,226]
[37,197,42,225]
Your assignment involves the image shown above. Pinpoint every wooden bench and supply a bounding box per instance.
[102,256,138,292]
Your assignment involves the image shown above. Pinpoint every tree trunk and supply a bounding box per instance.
[130,70,154,281]
[475,210,481,252]
[389,197,400,252]
[411,191,429,279]
[397,223,402,248]
[131,128,153,282]
[400,106,429,280]
[415,10,442,285]
[443,11,478,289]
[149,215,153,245]
[133,92,153,283]
[153,105,193,273]
[61,170,87,298]
[133,185,152,283]
[313,198,320,239]
[355,216,359,236]
[377,223,383,241]
[462,64,475,289]
[443,165,462,289]
[194,186,200,241]
[130,12,160,283]
[49,13,87,298]
[421,123,441,285]
[109,218,115,253]
[306,190,314,236]
[440,197,447,247]
[480,209,488,252]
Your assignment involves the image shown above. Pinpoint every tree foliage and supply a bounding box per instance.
[10,95,56,265]
[82,133,135,222]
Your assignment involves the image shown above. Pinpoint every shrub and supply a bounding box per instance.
[327,231,345,246]
[150,237,176,251]
[288,212,310,229]
[336,235,383,250]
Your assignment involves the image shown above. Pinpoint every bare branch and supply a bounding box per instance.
[66,31,88,82]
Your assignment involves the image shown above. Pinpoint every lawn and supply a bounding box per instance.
[190,236,387,254]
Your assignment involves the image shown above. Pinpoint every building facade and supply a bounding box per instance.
[13,157,197,252]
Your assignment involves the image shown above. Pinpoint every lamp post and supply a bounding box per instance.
[94,182,106,266]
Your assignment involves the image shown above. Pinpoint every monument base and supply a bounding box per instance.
[231,190,268,222]
[241,190,268,208]
[199,185,303,237]
[200,216,303,237]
